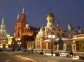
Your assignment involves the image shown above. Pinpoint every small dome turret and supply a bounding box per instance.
[47,12,55,19]
[46,12,55,27]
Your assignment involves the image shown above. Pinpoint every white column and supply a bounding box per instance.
[63,42,67,51]
[57,44,59,50]
[72,40,76,52]
[72,44,76,52]
[46,42,48,49]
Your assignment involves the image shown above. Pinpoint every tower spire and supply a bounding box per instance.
[1,18,5,25]
[1,17,6,33]
[17,14,20,20]
[68,24,73,32]
[22,8,25,13]
[57,22,59,27]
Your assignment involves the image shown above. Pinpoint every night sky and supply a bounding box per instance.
[0,0,84,36]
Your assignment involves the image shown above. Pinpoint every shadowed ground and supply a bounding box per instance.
[0,51,83,62]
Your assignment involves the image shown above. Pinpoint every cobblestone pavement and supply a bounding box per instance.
[0,51,84,62]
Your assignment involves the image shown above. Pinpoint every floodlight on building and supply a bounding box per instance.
[17,38,21,41]
[7,34,10,37]
[0,44,3,48]
[48,35,55,39]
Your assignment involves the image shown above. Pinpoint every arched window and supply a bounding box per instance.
[62,33,65,37]
[58,38,63,50]
[57,33,60,37]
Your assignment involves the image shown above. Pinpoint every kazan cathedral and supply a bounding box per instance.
[35,12,71,52]
[13,8,84,52]
[35,12,84,53]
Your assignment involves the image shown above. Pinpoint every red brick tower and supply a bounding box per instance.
[14,8,33,41]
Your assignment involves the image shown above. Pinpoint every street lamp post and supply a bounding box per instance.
[17,42,21,46]
[48,35,55,55]
[17,41,21,51]
[3,39,6,49]
[17,38,21,51]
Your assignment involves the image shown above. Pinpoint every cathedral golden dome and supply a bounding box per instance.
[47,12,55,19]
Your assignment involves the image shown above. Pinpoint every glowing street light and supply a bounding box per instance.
[17,38,21,46]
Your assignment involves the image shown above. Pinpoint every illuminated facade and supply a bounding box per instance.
[0,18,9,48]
[14,8,34,49]
[35,12,70,52]
[14,8,33,40]
[72,31,84,52]
[13,8,84,52]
